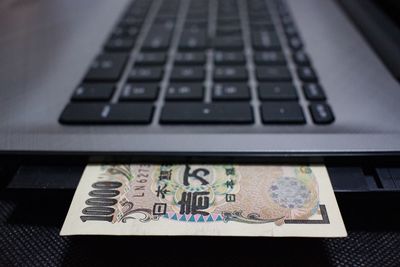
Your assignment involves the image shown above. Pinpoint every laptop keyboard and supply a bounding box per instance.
[60,0,335,125]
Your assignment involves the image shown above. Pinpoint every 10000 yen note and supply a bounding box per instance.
[61,164,346,237]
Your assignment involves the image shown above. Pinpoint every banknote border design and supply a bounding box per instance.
[222,210,285,224]
[284,205,329,224]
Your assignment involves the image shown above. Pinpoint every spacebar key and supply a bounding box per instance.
[160,103,254,124]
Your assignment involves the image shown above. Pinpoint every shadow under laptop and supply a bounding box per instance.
[1,189,74,227]
[61,235,331,267]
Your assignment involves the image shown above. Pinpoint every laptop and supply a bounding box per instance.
[0,0,399,160]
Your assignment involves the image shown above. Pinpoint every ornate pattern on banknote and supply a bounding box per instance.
[79,165,321,226]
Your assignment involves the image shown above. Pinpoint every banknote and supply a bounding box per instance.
[61,164,346,237]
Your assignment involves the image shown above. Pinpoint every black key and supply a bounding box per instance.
[284,24,297,37]
[186,9,203,16]
[175,52,206,65]
[256,66,292,81]
[214,67,248,81]
[85,53,128,82]
[218,14,240,21]
[217,25,241,34]
[128,67,163,82]
[309,103,334,124]
[216,26,241,35]
[184,21,208,33]
[218,12,239,18]
[111,26,140,38]
[120,83,159,101]
[249,14,271,21]
[160,103,253,124]
[249,20,274,29]
[249,9,270,17]
[153,17,176,30]
[217,18,241,28]
[293,51,311,66]
[252,31,281,50]
[213,83,250,100]
[218,15,239,22]
[170,67,205,81]
[261,102,305,124]
[214,51,246,65]
[281,15,293,26]
[254,51,286,65]
[104,37,135,52]
[135,52,166,66]
[125,7,149,18]
[72,84,115,101]
[218,17,240,23]
[278,7,290,17]
[158,1,179,14]
[288,36,303,51]
[59,103,153,124]
[217,27,242,36]
[187,11,208,19]
[120,17,143,27]
[258,83,298,100]
[179,31,207,50]
[142,27,172,51]
[158,2,179,15]
[214,36,244,50]
[303,83,326,101]
[297,66,318,82]
[129,0,151,8]
[165,84,204,100]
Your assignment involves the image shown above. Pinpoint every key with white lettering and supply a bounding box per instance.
[165,84,204,100]
[119,83,159,101]
[84,54,129,82]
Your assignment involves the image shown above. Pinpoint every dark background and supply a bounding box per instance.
[373,0,400,27]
